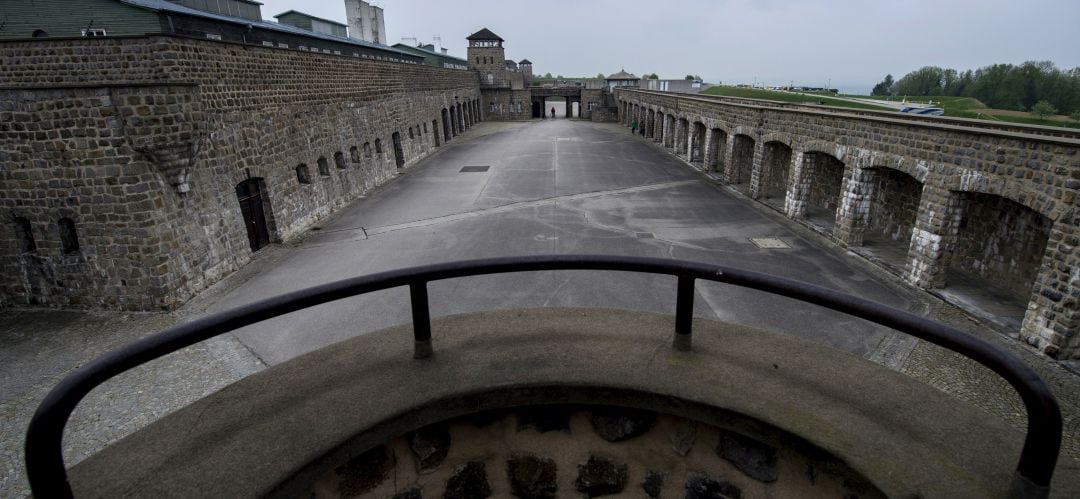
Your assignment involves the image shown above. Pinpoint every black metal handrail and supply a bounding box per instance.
[25,255,1062,498]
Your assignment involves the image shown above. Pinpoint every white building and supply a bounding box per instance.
[344,0,386,44]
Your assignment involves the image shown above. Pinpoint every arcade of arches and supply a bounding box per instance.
[618,90,1080,360]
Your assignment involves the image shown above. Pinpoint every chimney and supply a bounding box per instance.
[441,48,448,54]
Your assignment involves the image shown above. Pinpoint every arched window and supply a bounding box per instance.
[408,127,414,139]
[14,217,36,253]
[58,218,79,254]
[423,122,428,133]
[317,157,330,176]
[334,151,347,169]
[363,142,372,158]
[350,146,360,163]
[375,139,383,154]
[486,73,494,84]
[295,164,311,184]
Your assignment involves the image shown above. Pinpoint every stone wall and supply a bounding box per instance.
[0,35,481,310]
[616,88,1080,359]
[481,88,532,121]
[867,168,923,243]
[950,192,1052,300]
[308,405,881,498]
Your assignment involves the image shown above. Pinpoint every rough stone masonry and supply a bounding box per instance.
[0,35,481,310]
[618,89,1080,359]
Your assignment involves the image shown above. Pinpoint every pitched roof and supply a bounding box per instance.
[390,43,468,64]
[115,0,415,57]
[518,59,532,64]
[274,10,348,28]
[606,69,639,80]
[466,28,504,41]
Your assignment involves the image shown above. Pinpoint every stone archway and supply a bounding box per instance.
[757,141,791,209]
[793,151,845,232]
[728,135,755,191]
[690,122,706,164]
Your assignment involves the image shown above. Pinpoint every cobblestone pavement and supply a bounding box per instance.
[902,299,1080,463]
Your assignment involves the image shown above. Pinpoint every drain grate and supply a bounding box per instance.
[460,165,490,173]
[749,237,790,249]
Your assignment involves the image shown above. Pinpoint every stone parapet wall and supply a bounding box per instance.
[0,35,481,310]
[617,89,1080,359]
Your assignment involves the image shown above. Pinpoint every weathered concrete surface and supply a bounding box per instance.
[66,308,1080,498]
[204,119,924,366]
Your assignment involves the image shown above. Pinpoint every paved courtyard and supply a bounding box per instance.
[2,119,1078,497]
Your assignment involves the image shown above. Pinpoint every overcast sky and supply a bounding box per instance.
[256,0,1080,93]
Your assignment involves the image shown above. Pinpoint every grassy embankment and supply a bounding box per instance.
[700,86,894,111]
[842,94,1080,129]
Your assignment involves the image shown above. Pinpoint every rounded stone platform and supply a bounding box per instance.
[66,308,1078,497]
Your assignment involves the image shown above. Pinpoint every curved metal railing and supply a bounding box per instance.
[25,255,1061,498]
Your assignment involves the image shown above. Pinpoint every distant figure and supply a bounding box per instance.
[631,119,638,134]
[551,106,556,119]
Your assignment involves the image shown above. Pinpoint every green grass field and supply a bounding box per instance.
[700,86,894,111]
[840,94,1080,129]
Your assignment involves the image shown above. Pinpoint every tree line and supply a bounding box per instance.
[872,61,1080,115]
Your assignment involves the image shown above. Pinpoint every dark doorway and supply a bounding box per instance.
[432,119,441,146]
[532,100,542,118]
[442,108,451,142]
[392,132,405,168]
[236,178,271,252]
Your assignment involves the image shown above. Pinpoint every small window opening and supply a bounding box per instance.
[58,218,79,254]
[317,157,330,176]
[408,127,415,139]
[363,142,372,158]
[296,164,311,184]
[32,29,48,38]
[350,146,360,163]
[375,139,383,154]
[14,217,36,253]
[81,28,107,37]
[334,151,347,169]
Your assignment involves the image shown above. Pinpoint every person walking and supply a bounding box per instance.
[631,118,638,134]
[550,106,556,119]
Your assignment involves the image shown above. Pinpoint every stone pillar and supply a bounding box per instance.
[458,103,466,131]
[904,183,962,289]
[833,166,877,247]
[684,124,693,160]
[1021,227,1080,359]
[719,136,736,183]
[675,120,687,156]
[663,115,674,148]
[703,129,717,170]
[784,151,812,218]
[748,139,766,197]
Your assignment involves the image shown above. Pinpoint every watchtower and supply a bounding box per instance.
[467,28,507,87]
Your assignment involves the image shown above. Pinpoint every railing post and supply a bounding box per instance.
[674,275,694,351]
[410,282,433,359]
